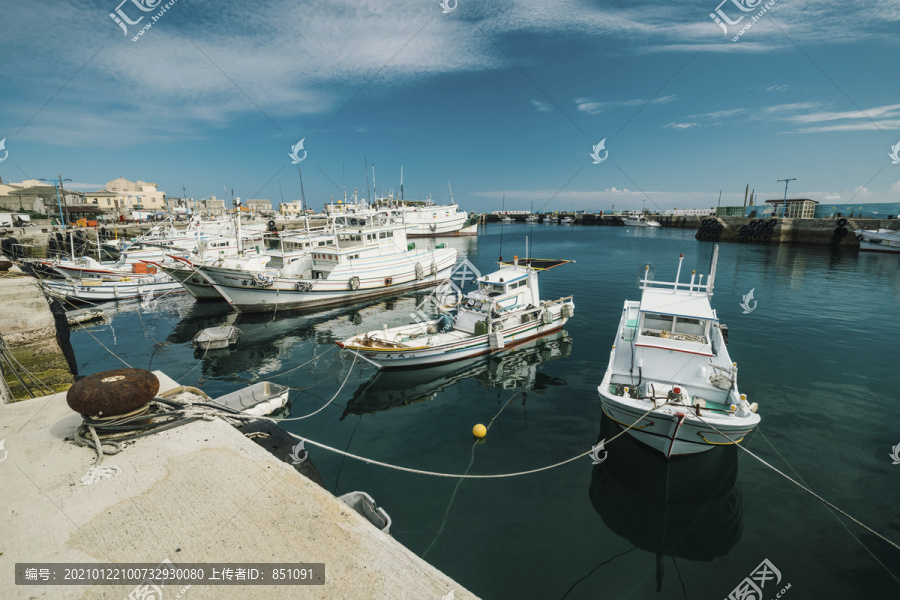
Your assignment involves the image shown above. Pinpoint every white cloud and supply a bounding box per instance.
[661,122,697,130]
[576,95,676,115]
[765,84,789,92]
[531,99,551,112]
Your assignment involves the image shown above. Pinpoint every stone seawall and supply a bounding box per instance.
[0,274,76,401]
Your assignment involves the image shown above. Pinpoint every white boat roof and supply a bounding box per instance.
[480,268,528,284]
[639,289,715,320]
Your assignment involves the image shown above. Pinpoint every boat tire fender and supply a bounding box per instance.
[349,276,360,291]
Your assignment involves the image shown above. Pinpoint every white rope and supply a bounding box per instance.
[281,399,665,479]
[272,350,358,421]
[697,415,900,552]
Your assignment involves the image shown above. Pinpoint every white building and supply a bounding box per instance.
[104,177,167,211]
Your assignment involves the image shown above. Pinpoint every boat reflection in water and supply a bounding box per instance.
[589,415,742,591]
[342,331,572,418]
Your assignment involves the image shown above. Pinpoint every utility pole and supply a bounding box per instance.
[776,178,796,218]
[39,175,72,227]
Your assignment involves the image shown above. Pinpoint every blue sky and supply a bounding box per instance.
[1,0,899,212]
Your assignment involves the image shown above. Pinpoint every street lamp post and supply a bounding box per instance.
[776,178,796,219]
[39,175,72,228]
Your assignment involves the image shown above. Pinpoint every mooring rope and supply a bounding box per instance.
[696,415,900,552]
[272,350,358,421]
[281,398,668,479]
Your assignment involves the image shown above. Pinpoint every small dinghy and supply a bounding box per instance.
[338,491,392,533]
[210,381,290,417]
[192,326,242,350]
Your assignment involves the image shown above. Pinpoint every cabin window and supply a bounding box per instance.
[643,313,674,331]
[673,317,706,336]
[480,282,505,295]
[379,232,386,239]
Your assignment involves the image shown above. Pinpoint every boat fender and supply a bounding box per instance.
[836,218,848,227]
[268,220,276,229]
[541,310,553,325]
[349,276,360,291]
[431,261,438,276]
[492,321,503,332]
[255,273,274,287]
[415,263,424,280]
[295,281,312,292]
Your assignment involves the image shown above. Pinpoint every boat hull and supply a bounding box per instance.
[407,223,478,237]
[201,248,458,313]
[341,308,570,369]
[858,231,900,253]
[42,279,186,302]
[597,390,757,458]
[148,261,224,300]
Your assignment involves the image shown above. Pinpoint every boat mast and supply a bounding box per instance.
[365,157,372,204]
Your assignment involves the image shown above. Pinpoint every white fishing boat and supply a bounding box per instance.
[198,221,458,313]
[597,246,760,458]
[857,228,900,253]
[560,216,575,224]
[41,273,185,302]
[210,382,290,417]
[623,212,661,227]
[525,214,539,223]
[338,257,574,369]
[37,256,161,280]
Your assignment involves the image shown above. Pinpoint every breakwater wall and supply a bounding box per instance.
[479,214,704,227]
[693,216,899,247]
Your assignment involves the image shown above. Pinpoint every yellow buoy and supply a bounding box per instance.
[472,424,487,438]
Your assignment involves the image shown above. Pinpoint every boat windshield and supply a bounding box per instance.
[641,313,709,342]
[480,282,506,295]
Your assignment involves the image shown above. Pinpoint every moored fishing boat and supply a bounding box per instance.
[623,212,661,227]
[337,257,574,369]
[40,273,185,302]
[198,221,458,313]
[857,228,900,253]
[597,246,759,458]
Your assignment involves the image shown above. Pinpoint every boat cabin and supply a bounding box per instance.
[632,289,715,356]
[453,267,541,334]
[277,222,410,279]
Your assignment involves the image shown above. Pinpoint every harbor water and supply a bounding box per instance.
[70,223,900,599]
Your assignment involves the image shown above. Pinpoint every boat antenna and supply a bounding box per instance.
[448,181,454,205]
[400,166,404,202]
[278,179,284,207]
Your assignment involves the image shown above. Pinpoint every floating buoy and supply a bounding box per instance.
[472,424,487,438]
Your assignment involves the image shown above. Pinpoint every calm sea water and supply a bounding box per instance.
[71,223,900,599]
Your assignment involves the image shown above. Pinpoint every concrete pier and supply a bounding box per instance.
[0,274,76,401]
[0,371,477,599]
